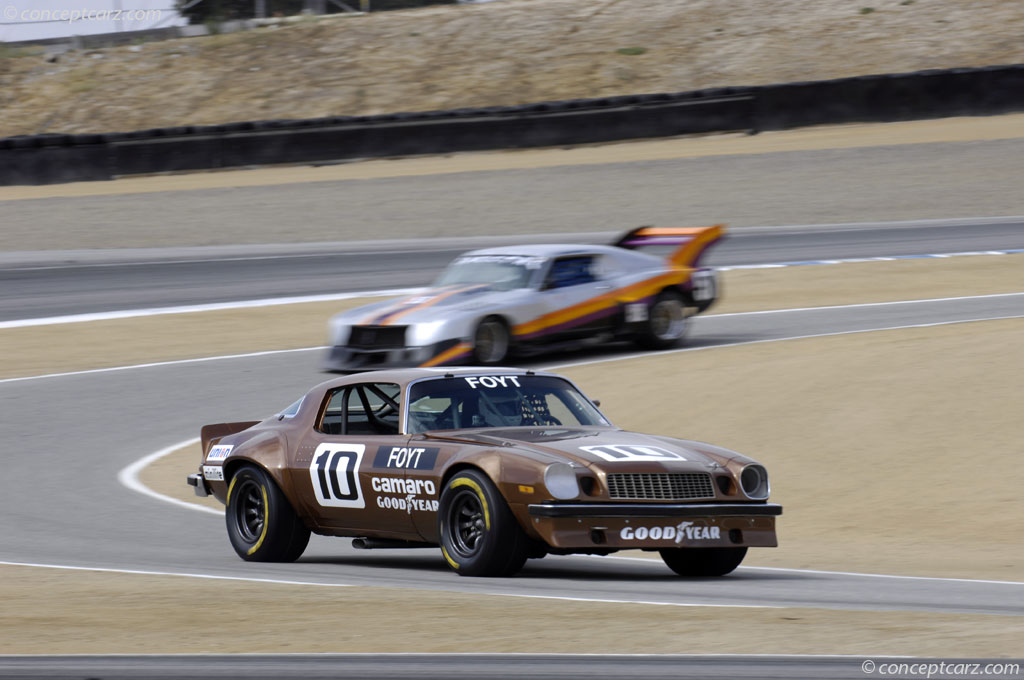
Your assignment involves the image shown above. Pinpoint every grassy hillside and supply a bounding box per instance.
[1,0,1022,136]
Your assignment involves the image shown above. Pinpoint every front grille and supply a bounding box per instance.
[347,325,407,350]
[606,473,715,500]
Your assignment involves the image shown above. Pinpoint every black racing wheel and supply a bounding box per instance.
[438,469,529,577]
[471,317,511,364]
[659,547,748,577]
[635,290,688,349]
[226,464,310,562]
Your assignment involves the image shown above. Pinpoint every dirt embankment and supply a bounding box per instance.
[2,0,1023,137]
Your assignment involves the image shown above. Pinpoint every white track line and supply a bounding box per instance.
[592,556,1024,586]
[0,560,775,610]
[116,437,221,517]
[0,560,352,588]
[702,292,1024,317]
[0,653,889,658]
[716,248,1024,270]
[0,346,326,385]
[0,288,421,329]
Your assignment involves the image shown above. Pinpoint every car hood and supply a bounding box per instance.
[425,427,741,472]
[335,284,518,326]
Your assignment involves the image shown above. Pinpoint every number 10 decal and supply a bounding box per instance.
[309,443,365,508]
[579,444,686,462]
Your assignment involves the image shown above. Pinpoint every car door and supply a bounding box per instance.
[535,254,616,341]
[399,379,489,543]
[295,382,417,537]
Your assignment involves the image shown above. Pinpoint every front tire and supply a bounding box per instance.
[635,291,687,349]
[659,547,747,577]
[438,469,529,576]
[471,317,510,365]
[226,465,310,562]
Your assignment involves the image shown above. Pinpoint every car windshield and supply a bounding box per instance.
[407,374,610,433]
[433,254,545,291]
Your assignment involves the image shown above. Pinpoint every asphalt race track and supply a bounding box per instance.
[2,218,1023,320]
[2,224,1023,677]
[3,654,1015,679]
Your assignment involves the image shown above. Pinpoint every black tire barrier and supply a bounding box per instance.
[2,63,1022,186]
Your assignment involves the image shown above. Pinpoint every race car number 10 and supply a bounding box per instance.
[309,443,366,508]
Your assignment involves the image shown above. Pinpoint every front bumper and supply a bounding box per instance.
[186,473,210,498]
[323,339,471,372]
[526,502,782,550]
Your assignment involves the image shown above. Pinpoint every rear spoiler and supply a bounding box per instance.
[613,224,726,268]
[200,421,260,459]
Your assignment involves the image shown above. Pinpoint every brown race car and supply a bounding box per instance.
[189,368,781,577]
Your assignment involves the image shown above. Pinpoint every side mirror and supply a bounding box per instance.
[591,399,601,408]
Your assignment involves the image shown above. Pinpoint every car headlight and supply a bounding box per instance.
[544,463,579,500]
[740,464,770,500]
[329,318,350,345]
[409,320,446,345]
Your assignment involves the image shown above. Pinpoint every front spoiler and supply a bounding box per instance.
[528,502,783,518]
[323,339,471,372]
[525,502,782,550]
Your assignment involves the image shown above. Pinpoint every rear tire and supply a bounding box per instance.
[659,547,747,577]
[635,291,687,349]
[438,469,529,576]
[226,465,310,562]
[471,317,511,364]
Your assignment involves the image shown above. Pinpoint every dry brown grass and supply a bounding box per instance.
[2,565,1022,655]
[2,0,1023,136]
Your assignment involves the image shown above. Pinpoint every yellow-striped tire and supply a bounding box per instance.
[226,465,310,562]
[438,469,528,577]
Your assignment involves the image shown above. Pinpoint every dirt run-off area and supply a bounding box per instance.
[2,0,1024,137]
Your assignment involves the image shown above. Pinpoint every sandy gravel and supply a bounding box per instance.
[1,565,1021,655]
[2,0,1023,137]
[563,317,1024,581]
[3,255,1020,380]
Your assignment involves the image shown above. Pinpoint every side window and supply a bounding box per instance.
[318,383,401,435]
[544,256,597,290]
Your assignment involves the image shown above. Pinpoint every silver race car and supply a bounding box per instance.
[324,225,724,371]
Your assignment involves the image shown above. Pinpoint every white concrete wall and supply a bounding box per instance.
[1,0,187,42]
